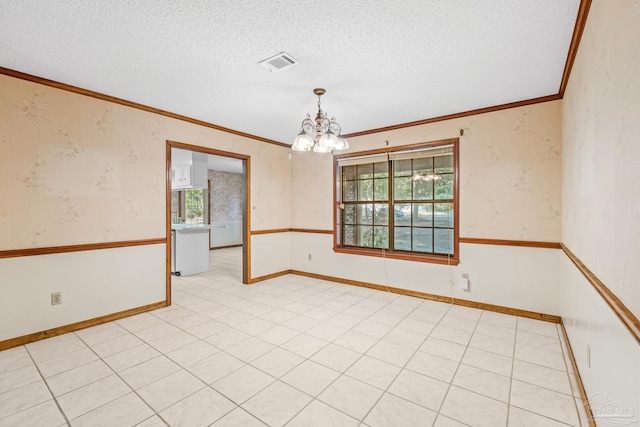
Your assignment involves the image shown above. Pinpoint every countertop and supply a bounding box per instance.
[171,224,214,231]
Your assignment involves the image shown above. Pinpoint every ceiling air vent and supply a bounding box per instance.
[259,52,298,72]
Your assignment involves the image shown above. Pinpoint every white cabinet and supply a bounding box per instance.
[171,150,207,190]
[171,165,192,188]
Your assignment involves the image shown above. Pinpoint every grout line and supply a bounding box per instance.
[23,345,72,427]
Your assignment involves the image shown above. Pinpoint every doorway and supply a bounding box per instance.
[166,140,250,305]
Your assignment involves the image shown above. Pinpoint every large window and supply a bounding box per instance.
[334,139,459,265]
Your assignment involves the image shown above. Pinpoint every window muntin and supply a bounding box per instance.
[336,140,458,263]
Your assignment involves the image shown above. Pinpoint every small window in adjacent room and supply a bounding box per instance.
[183,188,208,225]
[334,138,459,265]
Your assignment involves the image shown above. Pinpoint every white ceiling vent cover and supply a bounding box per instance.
[259,52,298,72]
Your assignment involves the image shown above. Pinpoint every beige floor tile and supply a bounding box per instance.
[281,360,341,397]
[135,415,168,427]
[134,323,182,343]
[333,330,378,353]
[430,325,473,345]
[510,380,579,426]
[517,318,560,338]
[225,337,275,363]
[75,323,130,347]
[516,330,562,353]
[281,333,329,358]
[210,407,266,426]
[147,331,198,354]
[366,340,415,367]
[439,315,478,332]
[137,370,205,412]
[0,364,40,394]
[250,347,304,378]
[243,381,312,426]
[306,323,349,342]
[462,347,513,377]
[365,392,437,427]
[508,406,572,426]
[165,340,219,367]
[406,350,459,383]
[102,343,161,372]
[318,375,383,420]
[474,322,516,342]
[440,386,508,427]
[183,319,227,339]
[212,365,275,404]
[478,311,518,329]
[287,400,359,427]
[512,359,572,395]
[256,324,300,346]
[388,368,449,412]
[26,334,86,363]
[382,327,428,349]
[117,314,166,333]
[119,356,181,390]
[45,359,112,396]
[351,319,394,339]
[419,337,467,362]
[57,375,131,420]
[0,350,32,375]
[234,317,276,336]
[396,317,436,335]
[89,334,144,358]
[514,343,566,371]
[325,312,363,329]
[346,355,401,390]
[186,350,245,384]
[204,328,251,350]
[0,399,66,427]
[37,347,98,378]
[160,387,236,426]
[281,315,321,332]
[469,333,514,357]
[0,380,52,418]
[447,306,483,322]
[310,344,361,372]
[452,364,511,402]
[433,414,469,426]
[70,392,153,427]
[167,312,210,330]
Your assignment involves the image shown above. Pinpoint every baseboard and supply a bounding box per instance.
[289,269,561,323]
[209,244,243,250]
[247,270,293,284]
[0,301,167,351]
[559,319,596,427]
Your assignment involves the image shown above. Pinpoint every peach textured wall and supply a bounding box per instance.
[562,0,640,318]
[0,74,291,251]
[291,100,563,242]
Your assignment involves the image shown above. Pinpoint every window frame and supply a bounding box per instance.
[333,138,460,265]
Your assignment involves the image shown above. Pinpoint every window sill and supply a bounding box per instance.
[333,246,459,265]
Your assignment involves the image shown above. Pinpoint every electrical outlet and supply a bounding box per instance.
[587,344,591,368]
[51,292,62,305]
[461,273,470,291]
[308,254,312,261]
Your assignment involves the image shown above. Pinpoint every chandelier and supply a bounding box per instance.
[292,88,349,153]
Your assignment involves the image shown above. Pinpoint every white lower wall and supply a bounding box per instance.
[290,233,561,315]
[250,233,291,279]
[210,221,242,248]
[0,244,166,342]
[560,253,640,426]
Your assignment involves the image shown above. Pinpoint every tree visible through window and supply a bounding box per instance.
[184,188,207,224]
[335,139,458,264]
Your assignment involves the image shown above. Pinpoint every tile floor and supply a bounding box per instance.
[0,247,591,426]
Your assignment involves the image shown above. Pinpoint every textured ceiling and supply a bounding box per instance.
[1,0,580,145]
